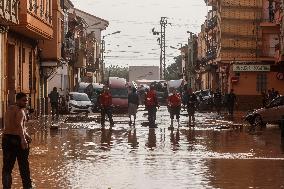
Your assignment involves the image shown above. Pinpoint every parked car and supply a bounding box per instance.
[75,82,91,93]
[109,77,128,113]
[245,96,284,127]
[194,89,213,110]
[68,92,93,115]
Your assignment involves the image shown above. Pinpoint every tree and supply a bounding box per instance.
[104,65,129,81]
[165,55,182,80]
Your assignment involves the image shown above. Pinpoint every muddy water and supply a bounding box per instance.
[1,107,284,189]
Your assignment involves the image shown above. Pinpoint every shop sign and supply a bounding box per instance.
[233,65,270,72]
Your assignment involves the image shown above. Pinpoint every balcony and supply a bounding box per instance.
[206,46,217,61]
[0,0,20,25]
[204,0,217,6]
[10,0,53,40]
[205,16,217,32]
[74,50,87,68]
[86,58,100,72]
[63,37,75,60]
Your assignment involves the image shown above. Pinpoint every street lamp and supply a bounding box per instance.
[187,31,196,89]
[170,43,183,50]
[86,22,102,29]
[103,31,121,39]
[101,31,121,83]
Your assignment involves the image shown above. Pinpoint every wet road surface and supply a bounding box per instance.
[1,106,284,188]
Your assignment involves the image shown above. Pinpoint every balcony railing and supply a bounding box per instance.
[28,0,52,25]
[0,0,19,24]
[205,16,217,31]
[204,0,216,6]
[86,58,100,73]
[206,46,217,61]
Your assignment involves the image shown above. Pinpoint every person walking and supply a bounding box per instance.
[227,89,237,116]
[128,88,139,125]
[167,88,182,129]
[261,91,268,107]
[184,88,197,126]
[213,89,222,115]
[99,86,114,127]
[145,85,159,128]
[2,92,33,189]
[48,87,60,120]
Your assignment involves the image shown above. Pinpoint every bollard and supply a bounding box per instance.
[281,115,284,138]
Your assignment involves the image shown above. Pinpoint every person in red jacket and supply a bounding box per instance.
[145,85,159,128]
[99,86,114,127]
[168,88,182,129]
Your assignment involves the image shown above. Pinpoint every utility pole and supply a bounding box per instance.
[160,17,167,80]
[101,38,105,83]
[152,17,168,79]
[100,31,121,84]
[187,31,195,90]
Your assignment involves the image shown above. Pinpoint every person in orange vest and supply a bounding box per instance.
[145,85,159,128]
[99,86,114,127]
[168,88,182,129]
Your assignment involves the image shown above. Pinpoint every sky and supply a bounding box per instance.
[72,0,208,68]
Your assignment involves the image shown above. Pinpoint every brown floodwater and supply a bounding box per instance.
[1,107,284,189]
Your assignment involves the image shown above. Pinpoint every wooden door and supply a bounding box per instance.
[7,44,15,105]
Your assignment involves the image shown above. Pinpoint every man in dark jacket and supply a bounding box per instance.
[49,87,59,120]
[184,88,197,126]
[128,88,139,125]
[213,89,222,115]
[227,89,237,116]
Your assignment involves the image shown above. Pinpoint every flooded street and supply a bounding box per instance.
[2,106,284,189]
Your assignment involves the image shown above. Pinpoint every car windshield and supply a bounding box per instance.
[70,94,90,101]
[196,90,210,96]
[94,88,103,94]
[110,88,128,98]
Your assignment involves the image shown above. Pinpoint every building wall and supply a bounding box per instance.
[0,32,4,127]
[13,0,53,40]
[39,0,63,61]
[6,33,39,113]
[229,70,284,95]
[48,65,69,96]
[219,4,261,61]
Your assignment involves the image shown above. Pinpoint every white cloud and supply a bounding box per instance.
[72,0,208,67]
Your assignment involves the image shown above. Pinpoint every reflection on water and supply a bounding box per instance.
[2,107,284,188]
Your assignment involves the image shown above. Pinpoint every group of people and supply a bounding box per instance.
[98,85,238,129]
[212,89,237,116]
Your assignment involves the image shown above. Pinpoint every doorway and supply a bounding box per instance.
[7,44,16,105]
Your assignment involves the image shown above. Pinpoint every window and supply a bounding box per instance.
[110,88,128,98]
[70,94,90,101]
[256,73,267,93]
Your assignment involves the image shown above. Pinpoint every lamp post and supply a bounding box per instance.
[101,31,121,83]
[187,31,195,89]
